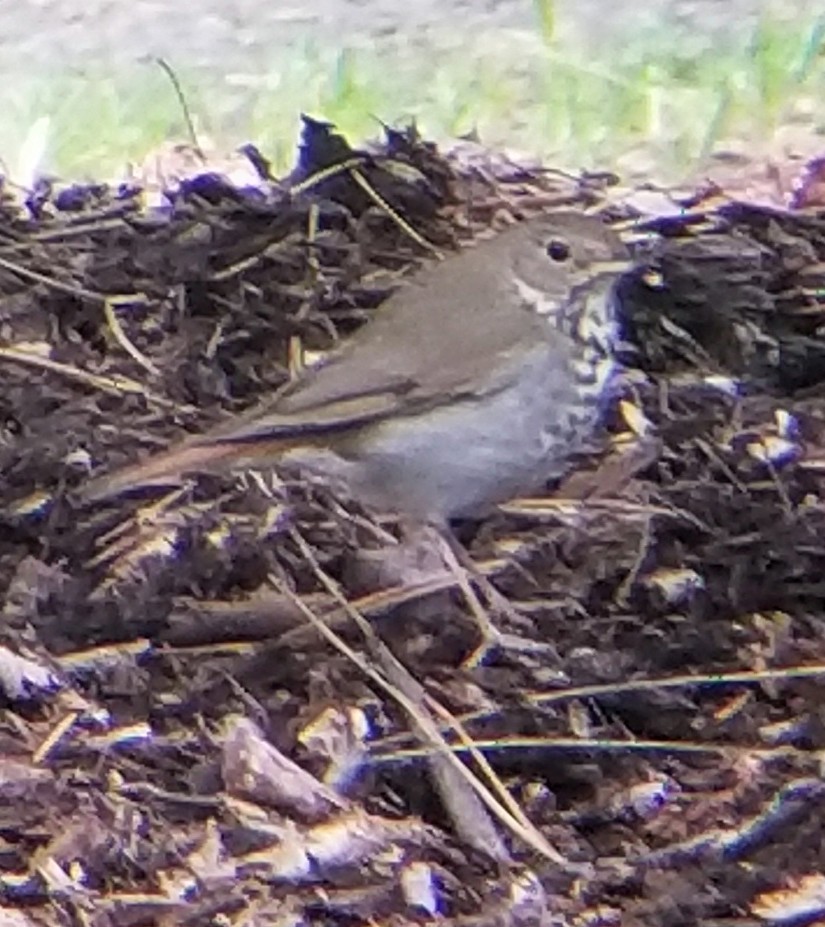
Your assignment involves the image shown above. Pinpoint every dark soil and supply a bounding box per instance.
[2,117,825,926]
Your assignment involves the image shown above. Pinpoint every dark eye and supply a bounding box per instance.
[545,239,570,262]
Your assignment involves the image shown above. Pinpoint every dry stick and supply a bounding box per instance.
[693,437,749,493]
[154,57,203,158]
[284,203,323,380]
[162,562,527,660]
[347,167,442,256]
[343,557,551,842]
[614,512,654,606]
[377,734,810,765]
[0,253,159,377]
[7,217,130,245]
[270,567,509,862]
[279,528,576,868]
[287,155,441,256]
[177,570,489,657]
[526,663,825,708]
[208,231,311,284]
[0,346,192,412]
[0,253,141,305]
[84,487,192,572]
[102,296,160,376]
[500,495,708,530]
[760,454,795,518]
[377,663,825,759]
[289,157,370,196]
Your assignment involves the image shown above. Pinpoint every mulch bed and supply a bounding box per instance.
[2,116,825,926]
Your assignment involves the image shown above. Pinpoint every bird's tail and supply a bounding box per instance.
[78,439,244,504]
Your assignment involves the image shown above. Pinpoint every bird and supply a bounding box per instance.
[80,211,630,522]
[80,211,629,663]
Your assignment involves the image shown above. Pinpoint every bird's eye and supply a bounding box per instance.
[545,239,571,262]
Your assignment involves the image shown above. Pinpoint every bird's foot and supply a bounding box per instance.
[433,535,561,669]
[398,522,562,670]
[459,576,562,670]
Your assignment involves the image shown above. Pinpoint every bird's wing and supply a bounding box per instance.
[211,252,560,444]
[78,236,572,502]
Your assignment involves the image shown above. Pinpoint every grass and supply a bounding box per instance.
[2,3,825,185]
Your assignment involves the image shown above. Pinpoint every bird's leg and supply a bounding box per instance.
[435,530,562,670]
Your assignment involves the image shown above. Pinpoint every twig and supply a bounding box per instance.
[348,167,442,255]
[155,57,203,157]
[103,296,160,377]
[278,528,577,868]
[0,345,192,411]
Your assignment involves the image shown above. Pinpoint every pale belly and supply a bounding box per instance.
[287,349,614,522]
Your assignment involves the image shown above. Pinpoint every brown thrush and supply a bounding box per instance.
[81,211,630,518]
[81,212,629,662]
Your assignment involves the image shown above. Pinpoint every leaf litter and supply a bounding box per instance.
[1,116,825,925]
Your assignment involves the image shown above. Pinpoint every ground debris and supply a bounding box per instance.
[2,118,825,925]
